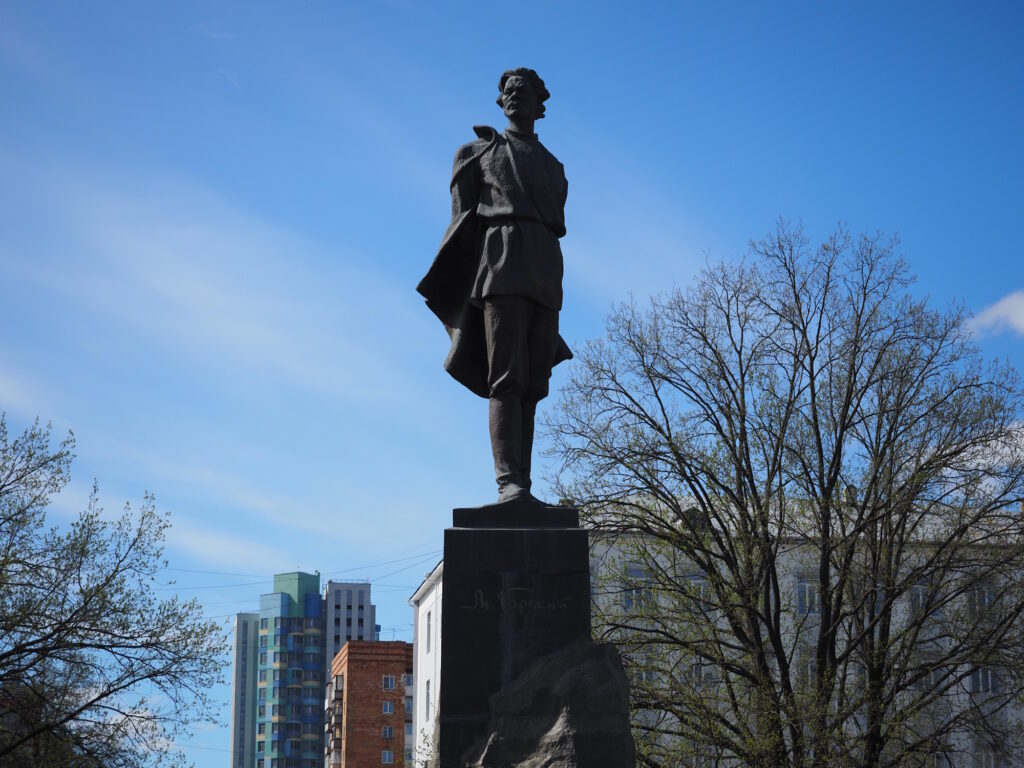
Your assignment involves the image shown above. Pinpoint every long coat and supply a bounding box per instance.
[417,125,572,398]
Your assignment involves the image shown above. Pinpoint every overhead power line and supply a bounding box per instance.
[154,548,441,592]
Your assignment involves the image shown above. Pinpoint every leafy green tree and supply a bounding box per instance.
[0,416,227,767]
[548,223,1024,767]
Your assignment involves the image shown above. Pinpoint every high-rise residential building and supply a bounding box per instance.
[323,580,379,661]
[230,612,260,768]
[324,641,414,768]
[230,573,380,768]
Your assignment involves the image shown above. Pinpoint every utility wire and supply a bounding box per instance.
[156,549,441,591]
[160,542,441,580]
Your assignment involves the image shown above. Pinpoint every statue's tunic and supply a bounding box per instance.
[466,129,566,312]
[418,126,572,398]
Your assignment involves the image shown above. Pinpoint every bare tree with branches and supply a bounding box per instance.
[547,222,1024,767]
[0,416,227,767]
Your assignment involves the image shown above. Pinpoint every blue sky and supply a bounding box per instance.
[1,1,1022,764]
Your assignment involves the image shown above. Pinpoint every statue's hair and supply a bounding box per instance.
[496,68,550,120]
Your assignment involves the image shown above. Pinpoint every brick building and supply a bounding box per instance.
[325,641,414,768]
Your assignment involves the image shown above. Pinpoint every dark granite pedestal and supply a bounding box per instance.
[438,499,590,767]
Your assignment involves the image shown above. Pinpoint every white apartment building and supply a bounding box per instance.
[590,532,1024,767]
[408,561,443,767]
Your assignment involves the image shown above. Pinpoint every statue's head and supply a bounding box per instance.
[496,68,550,122]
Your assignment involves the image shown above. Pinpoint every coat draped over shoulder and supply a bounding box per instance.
[417,126,572,398]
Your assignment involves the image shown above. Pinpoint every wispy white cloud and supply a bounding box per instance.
[164,519,291,574]
[970,291,1024,338]
[0,370,59,422]
[296,69,451,206]
[104,438,346,539]
[212,68,240,89]
[8,160,420,408]
[192,21,233,41]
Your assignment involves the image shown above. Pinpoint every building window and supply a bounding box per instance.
[383,675,395,690]
[685,572,712,611]
[382,725,393,739]
[405,695,412,713]
[972,745,997,768]
[426,611,432,653]
[261,618,268,629]
[687,659,706,689]
[623,565,652,610]
[382,750,394,765]
[257,705,265,717]
[260,636,267,647]
[259,652,267,665]
[425,680,431,718]
[406,722,413,737]
[797,656,818,689]
[383,700,394,714]
[797,578,820,615]
[274,617,281,627]
[404,673,413,687]
[970,667,998,695]
[257,723,265,735]
[256,741,265,753]
[968,586,997,619]
[257,761,264,768]
[259,670,267,682]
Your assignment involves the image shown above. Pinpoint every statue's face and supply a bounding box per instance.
[501,76,538,122]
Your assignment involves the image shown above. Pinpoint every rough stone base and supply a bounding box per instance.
[464,641,635,768]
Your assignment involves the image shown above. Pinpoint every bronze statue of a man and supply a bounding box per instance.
[417,68,571,504]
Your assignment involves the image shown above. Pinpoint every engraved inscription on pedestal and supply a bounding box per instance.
[438,523,590,767]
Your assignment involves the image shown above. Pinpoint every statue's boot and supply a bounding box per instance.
[490,396,527,501]
[520,401,537,495]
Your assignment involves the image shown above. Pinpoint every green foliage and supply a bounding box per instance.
[0,416,227,767]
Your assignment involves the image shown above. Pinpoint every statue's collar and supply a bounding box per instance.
[506,128,538,140]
